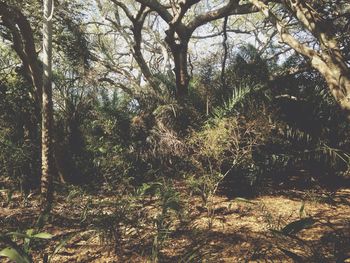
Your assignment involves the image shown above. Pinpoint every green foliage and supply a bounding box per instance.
[186,172,225,229]
[0,247,31,263]
[280,217,316,235]
[149,181,183,262]
[86,180,183,261]
[0,76,40,192]
[188,112,271,195]
[0,229,53,263]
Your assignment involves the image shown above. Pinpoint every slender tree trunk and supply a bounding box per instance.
[221,16,229,89]
[41,0,54,212]
[132,22,160,92]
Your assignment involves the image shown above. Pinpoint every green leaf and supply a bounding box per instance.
[234,197,255,204]
[6,230,52,240]
[6,232,31,239]
[299,201,306,218]
[0,247,31,263]
[32,232,53,239]
[140,182,162,196]
[98,147,107,153]
[166,200,181,211]
[278,248,304,262]
[48,233,76,263]
[25,229,34,237]
[281,217,316,235]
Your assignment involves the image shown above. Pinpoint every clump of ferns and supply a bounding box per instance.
[138,180,184,262]
[91,196,146,256]
[144,102,200,168]
[186,170,228,230]
[272,122,350,176]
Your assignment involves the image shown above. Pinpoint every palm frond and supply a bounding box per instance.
[212,82,267,120]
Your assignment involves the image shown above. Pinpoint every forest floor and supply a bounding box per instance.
[1,180,350,263]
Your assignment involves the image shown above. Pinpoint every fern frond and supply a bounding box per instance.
[212,82,266,120]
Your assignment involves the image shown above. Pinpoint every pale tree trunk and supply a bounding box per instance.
[284,0,350,113]
[132,21,160,92]
[309,55,350,112]
[41,0,54,212]
[0,2,43,104]
[250,0,350,116]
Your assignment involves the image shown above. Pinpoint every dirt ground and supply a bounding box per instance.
[1,185,350,263]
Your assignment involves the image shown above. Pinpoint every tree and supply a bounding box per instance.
[120,0,259,99]
[40,0,54,212]
[249,0,350,116]
[0,1,42,105]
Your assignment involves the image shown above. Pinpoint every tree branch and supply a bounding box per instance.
[134,0,173,23]
[188,1,259,32]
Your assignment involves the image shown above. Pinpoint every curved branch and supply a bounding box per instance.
[188,1,259,32]
[192,28,250,39]
[134,0,173,23]
[0,1,42,102]
[111,0,135,21]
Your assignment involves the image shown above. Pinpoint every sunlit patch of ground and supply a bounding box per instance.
[1,187,350,262]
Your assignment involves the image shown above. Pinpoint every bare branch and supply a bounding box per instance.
[134,0,173,23]
[110,0,135,21]
[188,1,259,32]
[192,28,250,39]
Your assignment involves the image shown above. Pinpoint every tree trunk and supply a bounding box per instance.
[41,0,54,212]
[309,54,350,113]
[0,2,43,103]
[284,0,350,114]
[132,22,160,92]
[250,0,350,116]
[173,42,190,99]
[165,31,190,99]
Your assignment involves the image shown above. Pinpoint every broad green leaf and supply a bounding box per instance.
[281,217,316,235]
[98,147,106,153]
[166,200,181,211]
[0,247,31,263]
[6,232,31,239]
[234,197,255,204]
[141,182,162,196]
[33,232,53,239]
[279,247,304,262]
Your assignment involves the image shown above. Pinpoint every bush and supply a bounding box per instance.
[188,114,272,195]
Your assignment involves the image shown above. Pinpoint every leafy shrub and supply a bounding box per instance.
[188,113,271,194]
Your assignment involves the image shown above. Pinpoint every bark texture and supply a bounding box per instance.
[165,31,190,99]
[41,0,54,212]
[0,1,43,103]
[134,0,259,99]
[250,0,350,114]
